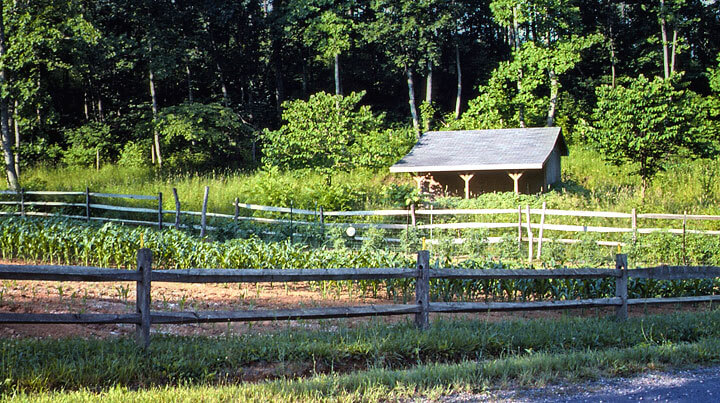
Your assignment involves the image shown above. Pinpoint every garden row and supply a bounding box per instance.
[1,216,719,303]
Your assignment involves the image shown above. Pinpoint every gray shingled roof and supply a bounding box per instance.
[389,127,567,173]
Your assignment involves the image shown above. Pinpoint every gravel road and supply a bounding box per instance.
[434,365,720,402]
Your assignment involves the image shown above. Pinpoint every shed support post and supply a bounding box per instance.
[508,172,523,194]
[615,254,628,321]
[459,173,474,199]
[412,174,425,191]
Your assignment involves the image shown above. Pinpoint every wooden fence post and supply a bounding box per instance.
[157,192,163,230]
[429,205,434,240]
[415,250,430,330]
[19,188,25,217]
[233,197,239,222]
[631,208,637,243]
[136,248,153,349]
[537,202,546,259]
[200,186,209,238]
[615,253,628,321]
[682,211,687,265]
[290,200,294,242]
[173,188,181,230]
[525,205,533,263]
[85,187,91,222]
[517,205,522,248]
[319,206,325,240]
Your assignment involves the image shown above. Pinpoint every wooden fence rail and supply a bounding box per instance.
[2,251,720,348]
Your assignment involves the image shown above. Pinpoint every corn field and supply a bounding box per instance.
[1,216,718,302]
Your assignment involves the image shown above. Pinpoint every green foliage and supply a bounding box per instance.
[17,138,62,168]
[262,91,411,179]
[117,141,149,168]
[587,75,717,192]
[155,103,254,172]
[61,122,116,167]
[461,229,488,258]
[566,233,611,267]
[381,184,421,208]
[453,0,598,130]
[361,227,387,252]
[303,9,353,64]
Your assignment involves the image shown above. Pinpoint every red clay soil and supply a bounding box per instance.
[0,259,711,340]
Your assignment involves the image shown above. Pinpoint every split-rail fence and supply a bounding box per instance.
[2,250,720,348]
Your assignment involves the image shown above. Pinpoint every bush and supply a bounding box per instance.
[361,227,387,251]
[62,122,117,167]
[17,138,62,168]
[117,141,149,168]
[155,102,254,172]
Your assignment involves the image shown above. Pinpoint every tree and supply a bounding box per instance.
[293,2,354,97]
[365,0,454,135]
[0,0,97,188]
[0,0,18,189]
[453,0,598,130]
[261,91,410,182]
[587,74,716,196]
[155,102,253,172]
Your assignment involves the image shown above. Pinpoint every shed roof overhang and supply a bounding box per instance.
[390,127,566,174]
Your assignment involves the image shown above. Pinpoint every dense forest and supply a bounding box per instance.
[0,0,719,191]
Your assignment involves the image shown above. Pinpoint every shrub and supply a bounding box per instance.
[117,141,149,168]
[62,122,117,167]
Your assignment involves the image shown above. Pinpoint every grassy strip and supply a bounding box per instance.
[5,336,720,402]
[2,309,720,395]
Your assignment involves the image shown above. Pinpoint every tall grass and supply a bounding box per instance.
[12,165,411,213]
[10,146,720,215]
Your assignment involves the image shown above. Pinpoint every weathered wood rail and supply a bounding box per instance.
[2,250,719,348]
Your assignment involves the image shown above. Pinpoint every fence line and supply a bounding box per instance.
[3,189,720,254]
[3,250,720,347]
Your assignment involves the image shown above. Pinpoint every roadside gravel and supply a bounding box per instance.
[434,365,720,402]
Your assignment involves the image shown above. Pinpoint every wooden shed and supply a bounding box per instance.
[389,127,568,197]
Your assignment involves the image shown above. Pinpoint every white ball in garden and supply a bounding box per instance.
[345,226,356,237]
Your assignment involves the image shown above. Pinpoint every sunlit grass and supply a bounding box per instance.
[3,310,720,400]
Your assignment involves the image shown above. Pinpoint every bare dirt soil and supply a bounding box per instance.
[0,259,712,340]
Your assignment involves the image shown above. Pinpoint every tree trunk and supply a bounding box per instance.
[13,99,19,177]
[660,0,669,79]
[83,90,90,120]
[148,62,162,168]
[513,5,525,128]
[0,0,19,190]
[97,97,104,122]
[405,65,420,136]
[425,60,432,104]
[546,69,558,127]
[186,63,193,103]
[670,29,677,76]
[454,44,462,119]
[217,61,230,107]
[334,53,342,97]
[610,40,616,88]
[273,40,285,114]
